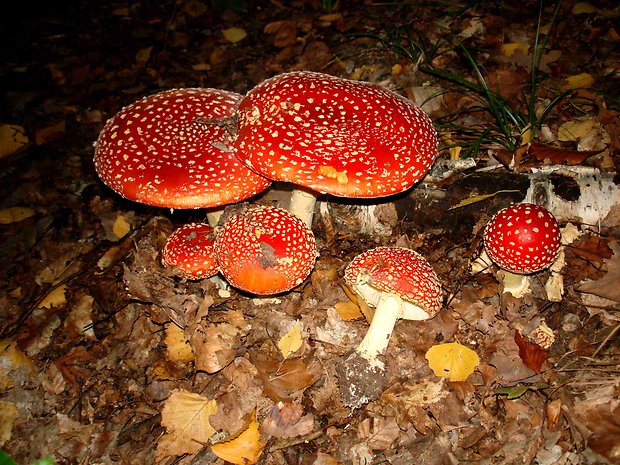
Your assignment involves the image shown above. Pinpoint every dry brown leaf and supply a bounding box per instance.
[514,330,547,373]
[37,285,67,309]
[156,389,218,459]
[192,321,245,374]
[546,399,563,430]
[64,293,95,339]
[0,400,19,447]
[313,452,344,465]
[529,141,603,165]
[357,417,401,450]
[211,414,266,464]
[0,339,36,390]
[577,240,620,303]
[263,20,297,48]
[262,401,315,438]
[34,120,65,145]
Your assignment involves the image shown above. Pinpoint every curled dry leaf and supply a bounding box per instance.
[514,330,547,373]
[262,401,315,438]
[357,417,401,450]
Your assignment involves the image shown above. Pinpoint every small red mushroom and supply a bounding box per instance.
[162,223,217,280]
[94,88,271,215]
[232,71,438,226]
[484,203,561,274]
[344,246,442,369]
[213,206,317,295]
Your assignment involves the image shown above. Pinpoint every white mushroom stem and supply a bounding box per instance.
[288,188,318,228]
[499,270,530,297]
[356,294,402,370]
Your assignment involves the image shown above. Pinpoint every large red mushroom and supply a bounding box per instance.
[94,88,271,222]
[232,71,438,226]
[214,206,317,295]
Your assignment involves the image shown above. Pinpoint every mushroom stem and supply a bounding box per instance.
[499,270,530,297]
[288,188,318,227]
[356,294,402,370]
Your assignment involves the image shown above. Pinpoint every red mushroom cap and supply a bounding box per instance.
[484,203,561,274]
[232,71,438,198]
[162,223,217,279]
[214,206,317,295]
[94,88,270,209]
[344,246,442,319]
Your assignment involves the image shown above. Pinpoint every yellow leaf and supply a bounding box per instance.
[0,124,29,158]
[563,72,594,89]
[222,27,247,43]
[192,63,211,71]
[37,284,67,309]
[334,300,363,321]
[571,2,597,14]
[211,414,266,464]
[0,206,35,224]
[449,190,520,210]
[156,389,218,459]
[112,214,131,239]
[165,324,194,364]
[277,321,303,359]
[425,342,480,382]
[520,123,532,146]
[502,42,529,57]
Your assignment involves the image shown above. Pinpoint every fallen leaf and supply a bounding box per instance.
[357,417,400,450]
[37,285,68,309]
[277,321,303,359]
[577,240,620,302]
[334,300,363,320]
[557,118,609,151]
[34,120,65,145]
[263,20,297,48]
[164,324,194,364]
[112,213,131,239]
[502,42,529,57]
[156,389,218,459]
[572,2,598,14]
[313,452,344,465]
[0,340,36,390]
[449,190,519,210]
[514,330,547,373]
[135,46,153,65]
[261,401,314,438]
[495,383,549,399]
[564,72,594,89]
[425,342,480,382]
[0,401,19,447]
[547,399,563,430]
[211,414,266,464]
[529,141,603,165]
[0,124,29,158]
[222,27,247,43]
[0,206,36,224]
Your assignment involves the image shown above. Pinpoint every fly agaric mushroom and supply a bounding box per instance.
[344,246,442,369]
[94,88,271,223]
[232,71,438,226]
[483,203,561,295]
[162,223,217,280]
[214,206,317,295]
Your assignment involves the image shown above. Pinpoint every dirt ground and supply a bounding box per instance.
[1,1,619,464]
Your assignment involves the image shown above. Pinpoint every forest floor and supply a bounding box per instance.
[0,1,619,464]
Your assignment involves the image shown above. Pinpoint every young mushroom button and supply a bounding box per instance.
[232,71,439,226]
[162,223,217,280]
[484,203,561,274]
[344,246,442,369]
[94,88,271,213]
[214,206,317,295]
